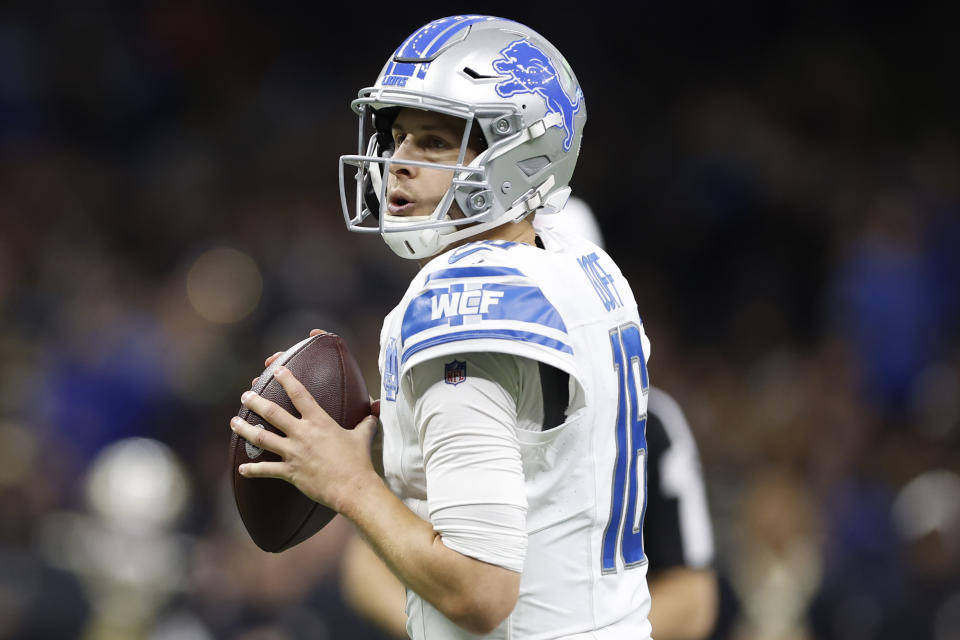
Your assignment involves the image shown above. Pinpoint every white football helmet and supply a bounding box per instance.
[339,15,587,259]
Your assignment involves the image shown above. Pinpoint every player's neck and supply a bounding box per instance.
[417,219,538,267]
[476,219,537,246]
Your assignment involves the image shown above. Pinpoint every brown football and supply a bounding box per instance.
[230,333,370,552]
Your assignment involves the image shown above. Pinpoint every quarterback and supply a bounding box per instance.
[232,15,653,639]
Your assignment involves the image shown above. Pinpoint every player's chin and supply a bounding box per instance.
[407,203,442,219]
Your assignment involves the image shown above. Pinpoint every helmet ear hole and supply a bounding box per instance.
[362,164,384,220]
[372,107,400,155]
[468,119,489,154]
[362,173,381,220]
[517,155,550,177]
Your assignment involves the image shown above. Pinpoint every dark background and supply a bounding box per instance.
[1,2,958,638]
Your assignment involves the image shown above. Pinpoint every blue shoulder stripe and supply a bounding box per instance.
[402,283,567,343]
[401,329,573,365]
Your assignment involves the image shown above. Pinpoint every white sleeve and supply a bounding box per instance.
[407,351,529,573]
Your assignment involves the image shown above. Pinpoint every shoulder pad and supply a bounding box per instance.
[399,256,573,373]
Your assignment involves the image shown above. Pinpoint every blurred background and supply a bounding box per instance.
[0,2,958,638]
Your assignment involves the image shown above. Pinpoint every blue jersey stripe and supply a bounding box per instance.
[401,329,573,365]
[402,283,568,342]
[425,266,526,283]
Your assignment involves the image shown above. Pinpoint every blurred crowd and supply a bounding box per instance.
[0,3,957,639]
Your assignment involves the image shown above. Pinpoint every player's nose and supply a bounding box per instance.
[389,139,418,178]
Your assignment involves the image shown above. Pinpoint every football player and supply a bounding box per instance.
[232,16,654,638]
[342,200,719,640]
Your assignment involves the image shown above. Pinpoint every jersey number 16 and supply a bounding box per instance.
[601,323,649,573]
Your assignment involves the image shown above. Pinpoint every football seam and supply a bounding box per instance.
[336,338,347,427]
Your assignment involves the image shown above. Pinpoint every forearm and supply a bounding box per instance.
[336,470,519,635]
[648,568,718,640]
[234,354,519,633]
[341,534,408,638]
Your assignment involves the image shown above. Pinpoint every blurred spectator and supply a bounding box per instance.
[729,468,822,640]
[829,191,942,412]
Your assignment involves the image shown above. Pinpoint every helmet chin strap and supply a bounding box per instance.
[380,218,443,259]
[380,180,555,260]
[381,213,520,260]
[379,182,459,259]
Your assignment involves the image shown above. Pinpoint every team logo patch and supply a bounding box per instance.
[493,40,584,151]
[244,424,266,459]
[444,360,467,386]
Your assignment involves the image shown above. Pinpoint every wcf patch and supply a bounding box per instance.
[444,360,467,386]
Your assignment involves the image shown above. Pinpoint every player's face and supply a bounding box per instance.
[386,108,482,218]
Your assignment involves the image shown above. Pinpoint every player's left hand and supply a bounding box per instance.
[251,329,329,386]
[230,365,380,513]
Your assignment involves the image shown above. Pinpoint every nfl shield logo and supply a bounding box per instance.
[444,360,467,386]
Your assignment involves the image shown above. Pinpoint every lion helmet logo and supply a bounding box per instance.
[493,39,584,151]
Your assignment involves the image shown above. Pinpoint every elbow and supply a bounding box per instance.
[685,573,719,640]
[681,602,718,640]
[648,568,719,640]
[443,578,519,635]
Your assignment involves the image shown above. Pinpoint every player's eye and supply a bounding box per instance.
[427,136,450,149]
[393,132,406,146]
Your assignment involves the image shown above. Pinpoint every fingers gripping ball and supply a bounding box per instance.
[230,333,370,552]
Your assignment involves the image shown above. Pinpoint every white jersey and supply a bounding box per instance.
[377,227,653,639]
